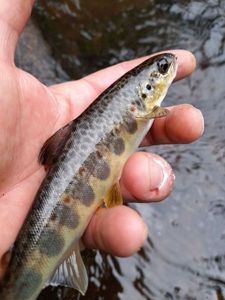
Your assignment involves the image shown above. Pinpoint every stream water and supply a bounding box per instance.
[16,1,225,299]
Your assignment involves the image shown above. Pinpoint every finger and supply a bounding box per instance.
[120,152,174,202]
[0,0,34,62]
[50,50,196,121]
[141,104,204,146]
[82,205,148,257]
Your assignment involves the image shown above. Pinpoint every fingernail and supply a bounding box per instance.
[143,154,174,200]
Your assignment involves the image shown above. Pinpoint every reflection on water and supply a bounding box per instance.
[17,0,225,299]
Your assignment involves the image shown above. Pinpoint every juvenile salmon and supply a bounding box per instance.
[0,53,177,300]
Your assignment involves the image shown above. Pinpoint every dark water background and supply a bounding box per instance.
[15,1,225,299]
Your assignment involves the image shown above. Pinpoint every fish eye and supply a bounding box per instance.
[157,58,170,74]
[142,93,147,99]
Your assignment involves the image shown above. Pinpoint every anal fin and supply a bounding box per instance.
[104,182,123,208]
[49,244,88,295]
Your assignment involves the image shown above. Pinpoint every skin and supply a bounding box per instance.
[0,0,204,277]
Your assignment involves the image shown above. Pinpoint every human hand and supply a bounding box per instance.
[0,1,204,276]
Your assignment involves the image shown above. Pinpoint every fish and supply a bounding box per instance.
[0,53,177,300]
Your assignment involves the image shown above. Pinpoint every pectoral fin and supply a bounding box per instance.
[137,106,169,120]
[104,182,123,208]
[0,248,12,275]
[39,121,73,168]
[49,245,88,295]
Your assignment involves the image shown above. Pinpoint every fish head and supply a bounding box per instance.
[137,53,178,112]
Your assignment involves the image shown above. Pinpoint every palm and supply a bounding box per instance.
[0,67,55,189]
[0,65,68,255]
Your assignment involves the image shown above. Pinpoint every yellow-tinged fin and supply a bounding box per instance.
[39,121,73,167]
[136,106,169,120]
[48,244,88,295]
[104,182,123,208]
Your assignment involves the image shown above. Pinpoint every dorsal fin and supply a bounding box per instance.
[39,121,73,168]
[48,245,88,295]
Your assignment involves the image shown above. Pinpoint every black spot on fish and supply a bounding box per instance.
[123,114,137,134]
[65,138,73,149]
[25,231,36,243]
[39,228,64,257]
[72,180,95,206]
[110,137,125,155]
[13,268,42,299]
[29,218,36,227]
[98,107,104,114]
[33,197,43,211]
[80,122,89,130]
[57,204,79,229]
[146,84,151,90]
[50,212,57,221]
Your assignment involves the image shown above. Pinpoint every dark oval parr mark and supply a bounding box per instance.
[39,228,64,257]
[72,180,95,206]
[110,137,125,155]
[123,115,137,134]
[84,153,111,181]
[13,268,42,299]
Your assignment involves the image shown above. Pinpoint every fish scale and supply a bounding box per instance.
[0,53,177,300]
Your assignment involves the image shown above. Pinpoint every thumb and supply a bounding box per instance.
[0,0,34,63]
